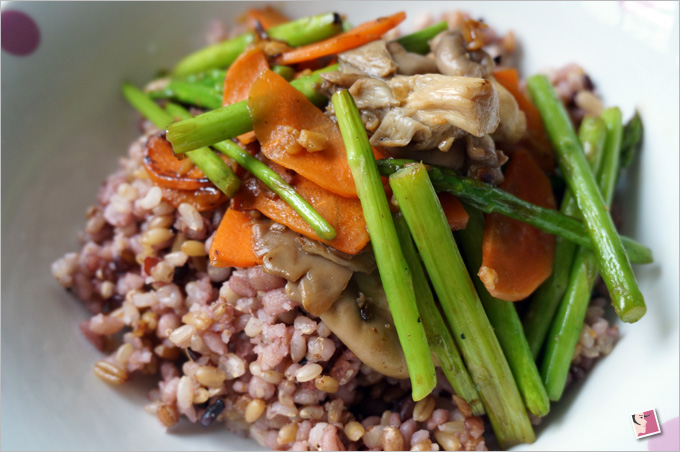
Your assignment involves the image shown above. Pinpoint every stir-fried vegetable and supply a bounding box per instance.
[332,89,437,401]
[121,83,240,197]
[249,69,358,198]
[173,12,343,76]
[493,68,554,172]
[376,159,652,264]
[541,107,628,400]
[166,94,337,242]
[388,162,535,448]
[214,142,336,241]
[244,6,290,30]
[393,20,448,54]
[273,12,406,65]
[394,213,484,416]
[210,208,263,268]
[523,116,608,358]
[166,65,338,154]
[233,170,366,254]
[527,75,646,323]
[221,47,270,145]
[457,207,550,418]
[479,150,557,302]
[438,192,470,230]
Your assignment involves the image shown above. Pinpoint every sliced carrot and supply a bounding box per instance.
[222,48,270,145]
[249,69,358,198]
[223,48,270,106]
[493,68,555,172]
[161,186,227,212]
[143,133,211,190]
[479,149,556,302]
[210,208,262,268]
[233,172,369,255]
[273,12,406,66]
[437,192,469,230]
[245,6,290,30]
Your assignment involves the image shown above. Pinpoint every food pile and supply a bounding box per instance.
[52,7,648,451]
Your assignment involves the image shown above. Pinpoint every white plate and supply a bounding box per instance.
[2,2,678,450]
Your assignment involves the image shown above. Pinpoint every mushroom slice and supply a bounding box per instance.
[386,41,438,75]
[388,74,500,137]
[348,77,400,110]
[490,80,527,144]
[320,273,408,379]
[369,108,433,148]
[338,39,397,78]
[253,222,353,316]
[431,30,487,78]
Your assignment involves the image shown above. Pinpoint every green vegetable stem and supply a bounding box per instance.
[332,89,437,401]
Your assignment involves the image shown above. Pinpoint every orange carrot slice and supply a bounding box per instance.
[438,192,469,230]
[249,69,358,198]
[222,48,270,145]
[161,186,227,212]
[479,149,556,301]
[143,133,211,190]
[223,48,270,106]
[210,208,263,268]
[233,172,369,255]
[245,6,290,30]
[494,68,555,172]
[273,12,406,66]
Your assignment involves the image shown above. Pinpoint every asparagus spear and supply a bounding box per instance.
[211,140,336,241]
[393,20,448,54]
[527,75,645,323]
[456,207,550,418]
[271,65,296,81]
[389,162,535,448]
[376,159,652,264]
[167,64,338,154]
[619,110,643,169]
[393,213,484,416]
[173,12,343,76]
[541,107,626,400]
[121,83,240,197]
[150,80,223,110]
[523,116,608,358]
[331,90,436,401]
[177,68,226,91]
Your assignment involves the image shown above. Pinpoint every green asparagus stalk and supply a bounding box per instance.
[150,81,223,110]
[121,83,240,197]
[541,107,626,400]
[376,159,652,265]
[389,162,535,448]
[393,213,484,416]
[211,140,336,241]
[122,82,175,131]
[173,12,343,76]
[167,64,338,154]
[619,110,643,169]
[456,207,550,418]
[177,68,226,91]
[331,90,436,401]
[523,116,608,358]
[271,65,296,81]
[527,75,645,323]
[393,20,448,54]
